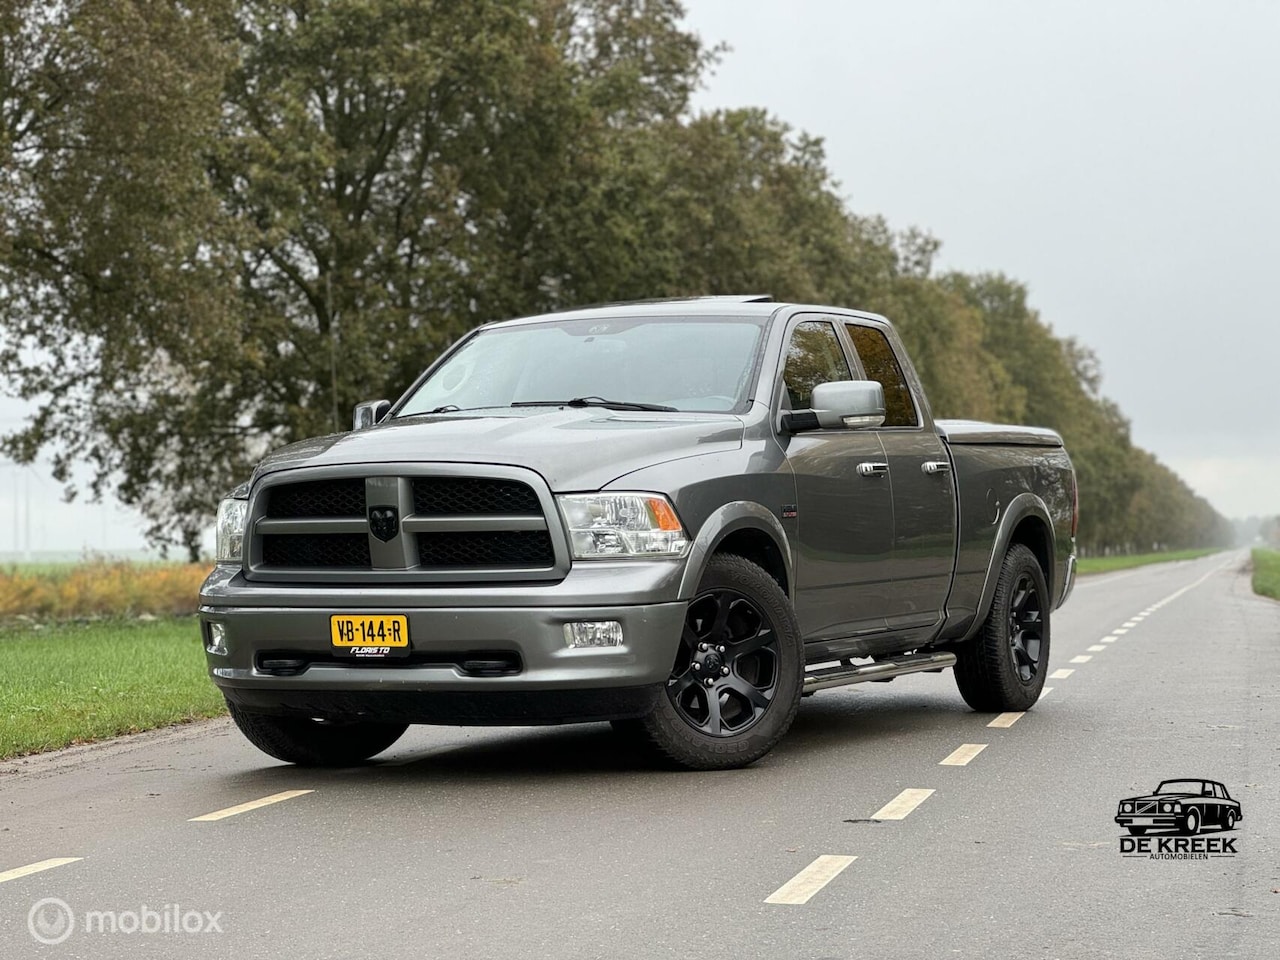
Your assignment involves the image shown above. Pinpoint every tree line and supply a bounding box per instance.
[0,0,1232,558]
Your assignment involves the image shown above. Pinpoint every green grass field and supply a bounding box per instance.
[1252,548,1280,601]
[1076,548,1222,576]
[0,619,226,760]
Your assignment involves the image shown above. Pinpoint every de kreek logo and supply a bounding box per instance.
[1115,778,1241,860]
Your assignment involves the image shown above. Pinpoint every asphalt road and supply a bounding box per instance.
[2,551,1276,958]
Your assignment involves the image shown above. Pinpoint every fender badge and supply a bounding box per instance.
[781,505,798,519]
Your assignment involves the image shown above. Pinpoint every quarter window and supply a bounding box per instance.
[782,321,852,410]
[846,324,919,427]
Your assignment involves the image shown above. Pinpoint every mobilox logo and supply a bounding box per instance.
[28,898,224,944]
[1115,777,1242,860]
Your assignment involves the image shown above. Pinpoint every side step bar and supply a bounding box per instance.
[802,651,957,693]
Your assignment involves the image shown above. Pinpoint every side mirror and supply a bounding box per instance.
[783,380,885,433]
[352,399,391,431]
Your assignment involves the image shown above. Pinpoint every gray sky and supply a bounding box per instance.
[2,0,1276,555]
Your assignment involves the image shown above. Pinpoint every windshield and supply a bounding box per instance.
[1155,780,1206,795]
[396,316,767,416]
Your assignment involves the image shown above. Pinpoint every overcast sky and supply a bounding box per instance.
[2,0,1277,555]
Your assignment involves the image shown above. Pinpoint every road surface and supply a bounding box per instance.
[1,551,1276,958]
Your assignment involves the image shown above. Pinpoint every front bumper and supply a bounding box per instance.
[199,566,687,724]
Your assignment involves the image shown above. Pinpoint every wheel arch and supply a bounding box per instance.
[678,502,793,601]
[965,493,1057,642]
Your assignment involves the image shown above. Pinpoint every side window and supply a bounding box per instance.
[782,321,852,410]
[846,324,919,427]
[1213,784,1225,799]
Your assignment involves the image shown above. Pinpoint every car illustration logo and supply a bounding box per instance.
[1115,778,1241,837]
[368,506,400,542]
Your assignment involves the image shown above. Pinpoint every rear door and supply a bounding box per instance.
[843,321,957,630]
[777,317,895,642]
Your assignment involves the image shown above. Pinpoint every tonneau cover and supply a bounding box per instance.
[936,419,1064,448]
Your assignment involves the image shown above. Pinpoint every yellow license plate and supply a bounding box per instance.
[330,615,409,652]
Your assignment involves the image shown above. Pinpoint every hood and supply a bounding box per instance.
[1125,793,1193,804]
[252,408,744,491]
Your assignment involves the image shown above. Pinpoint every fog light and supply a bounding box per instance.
[205,622,228,656]
[563,621,624,648]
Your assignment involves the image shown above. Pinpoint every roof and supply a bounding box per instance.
[489,295,783,329]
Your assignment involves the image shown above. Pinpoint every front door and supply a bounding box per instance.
[778,318,895,643]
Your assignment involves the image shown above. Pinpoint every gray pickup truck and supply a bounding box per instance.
[201,296,1076,770]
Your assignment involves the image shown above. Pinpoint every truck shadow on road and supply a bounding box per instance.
[229,688,982,787]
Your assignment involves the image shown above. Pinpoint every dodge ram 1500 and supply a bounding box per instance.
[201,296,1077,769]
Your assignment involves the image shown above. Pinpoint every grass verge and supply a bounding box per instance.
[1076,548,1222,575]
[0,618,225,760]
[1252,548,1280,601]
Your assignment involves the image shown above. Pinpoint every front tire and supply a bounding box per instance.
[1127,827,1148,836]
[953,544,1050,712]
[227,701,407,766]
[615,554,803,770]
[1180,808,1201,836]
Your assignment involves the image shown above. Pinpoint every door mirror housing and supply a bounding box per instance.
[353,399,392,431]
[783,380,885,433]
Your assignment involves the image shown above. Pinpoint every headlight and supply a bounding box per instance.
[1161,801,1178,813]
[1121,802,1133,813]
[215,496,249,564]
[557,493,690,559]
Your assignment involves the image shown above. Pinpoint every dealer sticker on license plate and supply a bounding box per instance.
[330,615,409,658]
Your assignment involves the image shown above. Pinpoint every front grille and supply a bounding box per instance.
[418,531,555,568]
[412,477,540,515]
[267,479,366,518]
[251,471,561,581]
[1136,801,1157,815]
[263,533,371,568]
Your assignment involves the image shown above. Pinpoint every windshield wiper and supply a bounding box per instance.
[511,396,677,412]
[397,405,504,419]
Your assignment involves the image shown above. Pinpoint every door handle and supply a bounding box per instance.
[857,462,890,478]
[922,460,951,475]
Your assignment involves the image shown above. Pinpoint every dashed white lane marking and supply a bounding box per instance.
[1039,687,1054,699]
[1070,655,1092,663]
[1101,637,1117,643]
[1088,645,1107,652]
[1122,620,1139,628]
[0,858,82,885]
[1050,668,1074,679]
[765,855,858,905]
[939,743,988,766]
[189,790,315,822]
[1113,628,1130,635]
[988,712,1023,728]
[872,788,935,820]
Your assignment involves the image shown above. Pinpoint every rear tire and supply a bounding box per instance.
[954,544,1050,712]
[614,554,803,771]
[1223,809,1237,830]
[227,701,407,766]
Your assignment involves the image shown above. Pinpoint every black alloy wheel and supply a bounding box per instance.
[613,554,803,770]
[666,588,781,737]
[1007,573,1044,683]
